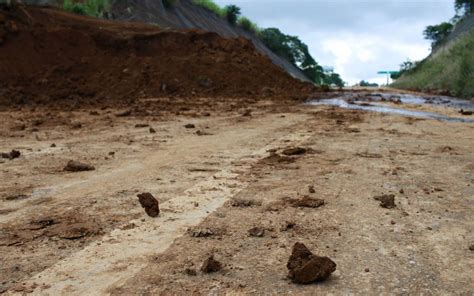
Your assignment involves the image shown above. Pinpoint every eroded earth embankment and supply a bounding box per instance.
[0,5,314,107]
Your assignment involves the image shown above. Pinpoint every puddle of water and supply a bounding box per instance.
[307,97,474,123]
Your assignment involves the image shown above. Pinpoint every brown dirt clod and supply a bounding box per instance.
[289,195,325,208]
[137,192,160,217]
[229,197,262,208]
[282,147,307,156]
[374,194,396,209]
[64,160,95,172]
[200,255,222,273]
[248,227,265,237]
[287,242,337,284]
[1,149,20,159]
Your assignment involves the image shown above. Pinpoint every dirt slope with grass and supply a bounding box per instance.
[393,26,474,99]
[0,4,313,106]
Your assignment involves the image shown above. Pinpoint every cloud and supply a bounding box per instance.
[215,0,455,84]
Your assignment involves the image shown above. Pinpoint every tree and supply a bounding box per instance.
[258,28,330,84]
[423,22,453,48]
[324,73,345,87]
[455,0,474,16]
[224,5,241,25]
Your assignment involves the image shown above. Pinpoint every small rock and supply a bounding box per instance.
[374,194,396,209]
[50,143,56,148]
[196,130,212,136]
[184,124,195,129]
[64,160,95,172]
[281,221,296,231]
[71,122,82,129]
[289,195,325,208]
[282,147,307,156]
[190,228,214,238]
[116,110,132,117]
[137,192,160,217]
[230,197,262,207]
[5,194,30,201]
[149,127,156,133]
[241,109,252,117]
[308,185,316,194]
[469,244,474,251]
[135,123,149,128]
[364,268,370,272]
[201,112,211,117]
[184,268,197,276]
[1,149,20,160]
[459,109,473,116]
[287,242,336,284]
[248,227,265,237]
[201,255,222,273]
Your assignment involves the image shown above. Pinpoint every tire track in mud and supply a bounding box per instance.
[11,117,313,295]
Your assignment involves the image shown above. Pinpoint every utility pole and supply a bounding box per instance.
[377,71,399,86]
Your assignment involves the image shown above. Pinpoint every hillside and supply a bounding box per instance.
[18,0,310,82]
[0,4,313,106]
[109,0,310,82]
[392,16,474,99]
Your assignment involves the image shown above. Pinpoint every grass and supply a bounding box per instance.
[238,17,259,33]
[192,0,225,17]
[392,29,474,99]
[63,0,110,17]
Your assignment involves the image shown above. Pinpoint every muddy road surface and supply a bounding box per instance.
[0,92,473,295]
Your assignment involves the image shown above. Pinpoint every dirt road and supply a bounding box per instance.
[1,95,473,295]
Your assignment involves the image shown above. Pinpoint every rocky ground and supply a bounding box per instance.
[0,95,473,295]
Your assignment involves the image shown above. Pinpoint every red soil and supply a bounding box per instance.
[0,5,315,107]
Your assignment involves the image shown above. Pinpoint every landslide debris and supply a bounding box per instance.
[287,242,336,284]
[1,149,20,159]
[282,147,307,156]
[374,194,396,209]
[64,160,95,172]
[201,255,222,273]
[287,195,325,208]
[137,192,160,217]
[0,5,314,106]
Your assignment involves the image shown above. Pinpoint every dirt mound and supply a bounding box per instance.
[0,5,314,107]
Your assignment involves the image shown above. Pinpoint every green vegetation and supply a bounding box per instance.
[424,22,454,48]
[455,0,473,15]
[359,80,379,87]
[224,4,241,25]
[258,28,344,86]
[162,0,176,9]
[392,30,474,98]
[63,0,109,17]
[192,0,225,17]
[393,0,474,98]
[238,17,258,33]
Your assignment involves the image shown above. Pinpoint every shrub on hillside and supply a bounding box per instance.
[63,0,109,17]
[238,17,258,33]
[224,4,241,25]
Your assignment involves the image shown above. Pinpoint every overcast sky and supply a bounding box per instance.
[215,0,455,85]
